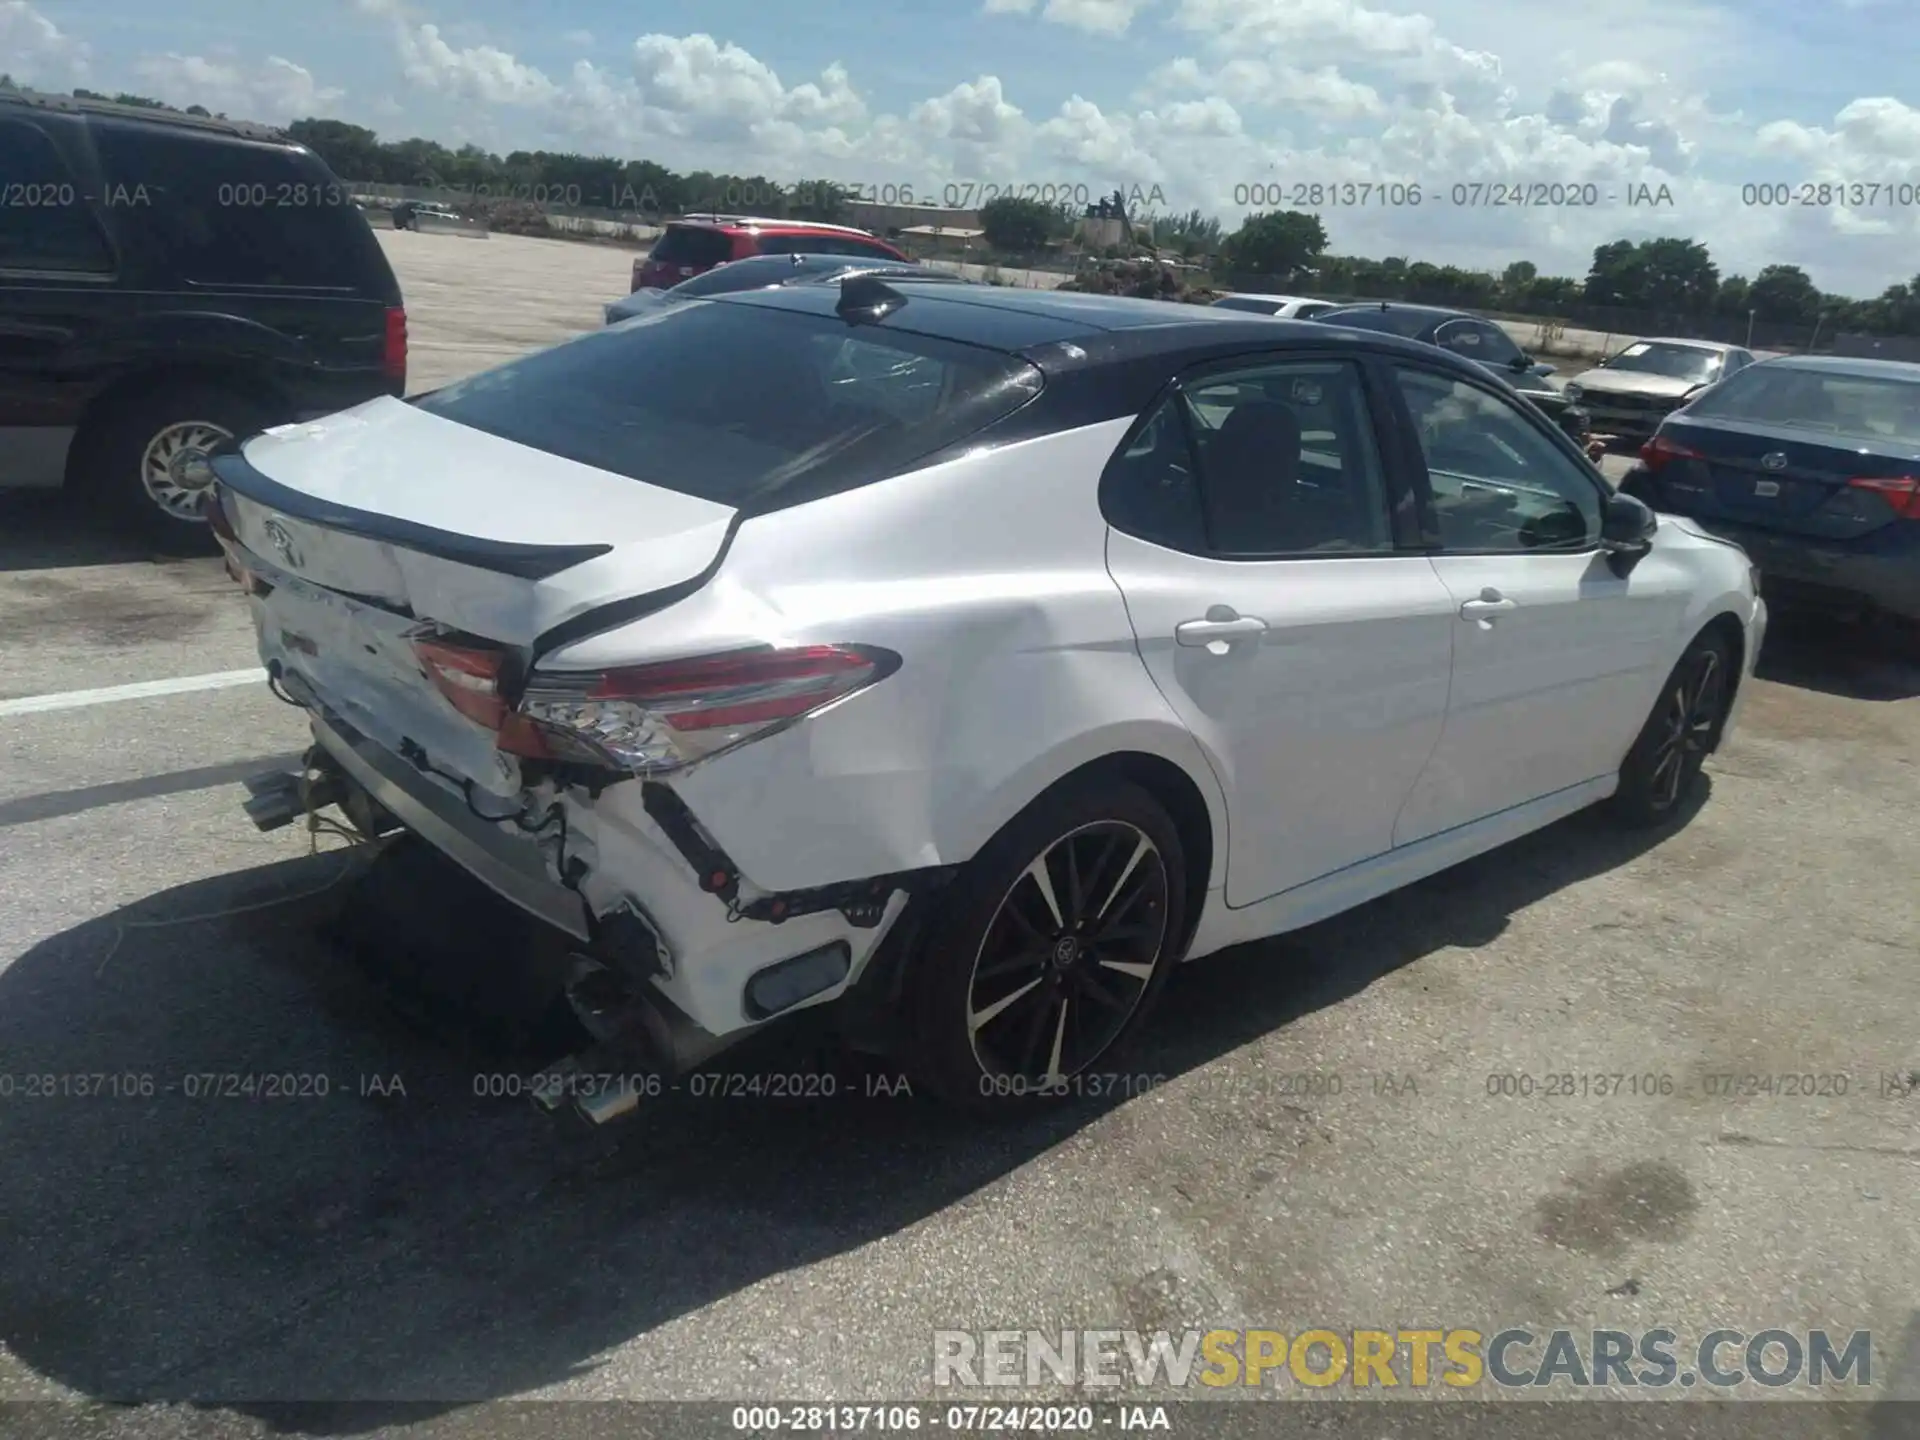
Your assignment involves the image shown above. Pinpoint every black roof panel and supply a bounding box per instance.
[714,276,1515,388]
[0,87,290,141]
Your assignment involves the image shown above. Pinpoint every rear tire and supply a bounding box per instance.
[906,778,1187,1111]
[1607,631,1734,828]
[75,382,270,553]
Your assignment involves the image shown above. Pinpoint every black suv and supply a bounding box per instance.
[1,91,405,548]
[1313,302,1591,443]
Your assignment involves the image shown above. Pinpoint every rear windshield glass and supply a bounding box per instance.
[670,256,822,296]
[92,126,389,293]
[1212,296,1282,314]
[650,226,734,267]
[1317,307,1434,338]
[1684,366,1920,446]
[413,298,1044,509]
[1600,342,1722,381]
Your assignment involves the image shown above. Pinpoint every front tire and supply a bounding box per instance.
[1608,631,1734,827]
[908,778,1187,1110]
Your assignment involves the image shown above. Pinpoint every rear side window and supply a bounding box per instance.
[1684,366,1920,445]
[650,226,734,267]
[0,120,113,273]
[413,298,1043,509]
[92,126,383,290]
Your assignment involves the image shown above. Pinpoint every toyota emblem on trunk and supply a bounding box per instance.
[1760,452,1788,471]
[262,518,300,568]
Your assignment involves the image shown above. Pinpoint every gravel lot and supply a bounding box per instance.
[0,228,1915,1436]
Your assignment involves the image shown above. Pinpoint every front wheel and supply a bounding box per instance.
[908,779,1187,1110]
[1608,631,1734,827]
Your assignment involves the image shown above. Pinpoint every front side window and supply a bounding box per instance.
[1393,366,1602,551]
[0,121,112,273]
[1182,360,1395,556]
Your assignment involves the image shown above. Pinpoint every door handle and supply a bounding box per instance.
[1459,589,1518,624]
[1176,615,1268,646]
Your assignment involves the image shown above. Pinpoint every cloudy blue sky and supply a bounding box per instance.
[7,0,1918,294]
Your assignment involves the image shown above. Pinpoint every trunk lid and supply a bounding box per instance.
[214,397,736,795]
[216,396,736,645]
[1646,413,1920,541]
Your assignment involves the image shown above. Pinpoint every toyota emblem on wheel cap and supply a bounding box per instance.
[262,518,300,567]
[1760,452,1788,471]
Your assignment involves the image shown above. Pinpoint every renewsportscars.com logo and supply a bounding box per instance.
[932,1328,1874,1390]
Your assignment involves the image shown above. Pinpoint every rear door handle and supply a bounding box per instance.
[1176,615,1269,646]
[1459,591,1518,622]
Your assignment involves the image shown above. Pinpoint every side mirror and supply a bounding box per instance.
[1509,353,1533,373]
[1530,360,1556,377]
[1600,491,1658,575]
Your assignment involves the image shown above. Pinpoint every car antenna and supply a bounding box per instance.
[837,273,908,324]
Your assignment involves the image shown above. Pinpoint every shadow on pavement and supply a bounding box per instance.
[0,788,1700,1429]
[1755,606,1920,702]
[0,492,215,574]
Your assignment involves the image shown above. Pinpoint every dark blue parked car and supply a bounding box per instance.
[1618,354,1920,623]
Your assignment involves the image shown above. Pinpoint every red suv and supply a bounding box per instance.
[632,215,910,291]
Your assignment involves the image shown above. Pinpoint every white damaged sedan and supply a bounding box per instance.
[211,272,1764,1120]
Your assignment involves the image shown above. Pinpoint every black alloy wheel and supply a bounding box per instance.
[965,820,1169,1084]
[1610,631,1732,826]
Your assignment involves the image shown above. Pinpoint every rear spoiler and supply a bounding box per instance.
[209,452,612,581]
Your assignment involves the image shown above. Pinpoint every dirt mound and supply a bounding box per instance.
[1058,258,1218,303]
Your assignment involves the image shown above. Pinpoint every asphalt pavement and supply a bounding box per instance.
[0,229,1915,1436]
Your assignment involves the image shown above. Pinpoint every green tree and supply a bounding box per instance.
[980,195,1055,252]
[1583,239,1642,306]
[286,119,388,182]
[787,179,849,223]
[1713,274,1751,318]
[1747,263,1820,323]
[1220,210,1327,280]
[1635,237,1718,312]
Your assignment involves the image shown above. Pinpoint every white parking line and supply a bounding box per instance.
[0,668,266,717]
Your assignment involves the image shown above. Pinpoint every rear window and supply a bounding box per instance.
[1212,296,1282,315]
[1317,306,1435,338]
[412,297,1044,510]
[1684,365,1920,446]
[650,226,734,267]
[91,125,390,293]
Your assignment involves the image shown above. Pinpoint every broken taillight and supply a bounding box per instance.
[501,644,900,775]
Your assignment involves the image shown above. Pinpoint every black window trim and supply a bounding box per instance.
[1097,349,1425,562]
[1377,355,1612,558]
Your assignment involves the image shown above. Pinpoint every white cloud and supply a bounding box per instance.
[132,53,345,121]
[1040,0,1147,36]
[16,0,1913,296]
[397,22,560,104]
[0,0,90,85]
